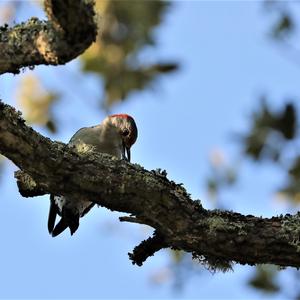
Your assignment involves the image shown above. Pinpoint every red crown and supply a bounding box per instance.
[110,114,133,119]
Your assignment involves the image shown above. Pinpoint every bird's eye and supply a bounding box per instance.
[122,129,129,136]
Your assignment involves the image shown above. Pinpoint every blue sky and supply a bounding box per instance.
[0,1,299,299]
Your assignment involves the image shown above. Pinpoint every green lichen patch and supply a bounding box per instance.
[206,216,228,236]
[279,213,300,252]
[73,142,96,154]
[205,214,248,238]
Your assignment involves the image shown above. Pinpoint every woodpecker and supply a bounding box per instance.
[48,114,138,237]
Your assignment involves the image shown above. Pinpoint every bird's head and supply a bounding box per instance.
[107,114,138,162]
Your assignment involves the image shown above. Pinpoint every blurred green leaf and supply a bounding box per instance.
[205,149,238,205]
[16,74,59,133]
[243,99,297,161]
[80,0,178,108]
[278,156,300,204]
[275,103,296,140]
[249,265,280,294]
[272,13,294,39]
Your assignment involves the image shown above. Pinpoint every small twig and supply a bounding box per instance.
[119,216,145,225]
[128,231,167,266]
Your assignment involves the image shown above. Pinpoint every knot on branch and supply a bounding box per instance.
[15,170,46,197]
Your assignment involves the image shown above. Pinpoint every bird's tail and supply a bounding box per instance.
[52,208,79,237]
[48,195,58,234]
[51,218,69,237]
[48,195,80,237]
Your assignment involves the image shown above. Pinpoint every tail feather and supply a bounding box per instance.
[51,207,80,237]
[48,195,58,234]
[51,218,69,237]
[63,207,80,236]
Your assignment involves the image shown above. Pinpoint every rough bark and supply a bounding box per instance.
[0,0,97,75]
[1,101,300,269]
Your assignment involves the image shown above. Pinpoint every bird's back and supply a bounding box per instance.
[69,125,123,158]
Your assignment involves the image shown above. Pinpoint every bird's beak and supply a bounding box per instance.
[126,146,131,162]
[122,142,131,162]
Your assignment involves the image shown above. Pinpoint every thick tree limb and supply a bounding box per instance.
[0,0,97,75]
[1,102,300,269]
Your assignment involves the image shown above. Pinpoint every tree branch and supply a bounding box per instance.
[15,170,46,197]
[0,0,97,75]
[1,101,300,269]
[128,231,167,266]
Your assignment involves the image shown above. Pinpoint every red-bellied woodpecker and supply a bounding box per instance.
[48,114,138,237]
